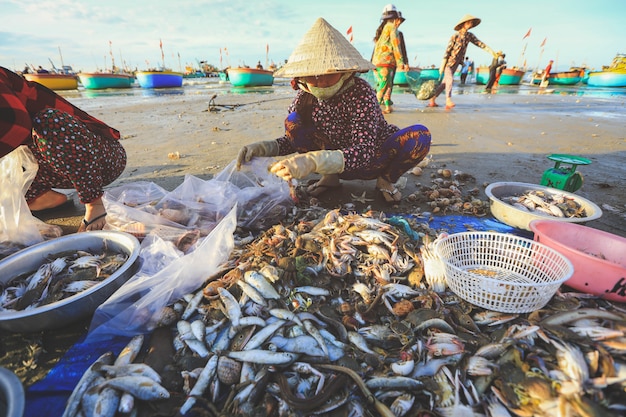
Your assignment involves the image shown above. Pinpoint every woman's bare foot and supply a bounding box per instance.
[78,198,107,232]
[376,178,401,203]
[28,190,69,211]
[306,174,341,197]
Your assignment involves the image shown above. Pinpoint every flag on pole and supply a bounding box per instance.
[346,26,353,43]
[540,37,547,47]
[522,28,532,39]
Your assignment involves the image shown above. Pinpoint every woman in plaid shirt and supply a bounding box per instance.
[429,14,498,109]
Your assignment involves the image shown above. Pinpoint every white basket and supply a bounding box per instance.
[435,232,574,313]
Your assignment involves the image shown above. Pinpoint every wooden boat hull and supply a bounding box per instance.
[78,73,133,89]
[23,73,78,90]
[476,67,524,85]
[531,70,583,86]
[587,70,626,87]
[393,68,422,86]
[135,71,183,88]
[227,68,273,87]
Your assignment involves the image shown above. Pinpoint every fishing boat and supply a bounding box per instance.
[419,68,440,81]
[393,67,422,86]
[227,67,274,87]
[23,72,78,90]
[587,54,626,87]
[475,67,524,85]
[530,69,584,86]
[78,72,134,89]
[135,70,183,88]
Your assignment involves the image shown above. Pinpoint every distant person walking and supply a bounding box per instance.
[541,59,553,84]
[485,51,506,91]
[428,14,498,109]
[372,4,408,114]
[460,56,472,84]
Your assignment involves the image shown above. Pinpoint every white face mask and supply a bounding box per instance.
[304,73,352,101]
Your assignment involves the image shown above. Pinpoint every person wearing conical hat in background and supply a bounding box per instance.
[372,4,408,114]
[236,18,431,204]
[428,14,498,109]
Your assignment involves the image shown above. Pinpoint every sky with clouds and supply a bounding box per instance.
[1,0,624,73]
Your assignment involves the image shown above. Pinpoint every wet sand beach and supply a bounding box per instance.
[39,81,626,238]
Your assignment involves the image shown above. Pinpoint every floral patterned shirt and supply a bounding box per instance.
[372,22,406,68]
[443,31,490,70]
[276,77,399,173]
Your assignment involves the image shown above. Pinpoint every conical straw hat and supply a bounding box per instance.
[454,14,481,31]
[274,17,374,78]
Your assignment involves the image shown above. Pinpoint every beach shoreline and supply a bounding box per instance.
[38,83,626,238]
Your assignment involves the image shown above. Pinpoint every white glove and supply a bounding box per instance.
[270,150,345,181]
[236,140,279,169]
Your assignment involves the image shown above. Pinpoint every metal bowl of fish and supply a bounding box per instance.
[0,231,140,333]
[485,181,602,231]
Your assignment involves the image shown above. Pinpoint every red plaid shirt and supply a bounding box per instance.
[0,66,120,158]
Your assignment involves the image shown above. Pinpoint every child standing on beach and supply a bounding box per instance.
[0,66,126,232]
[236,17,431,204]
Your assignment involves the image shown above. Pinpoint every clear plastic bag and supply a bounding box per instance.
[86,205,237,341]
[215,157,293,230]
[0,146,61,247]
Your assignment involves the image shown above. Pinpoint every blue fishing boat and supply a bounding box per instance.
[587,54,626,87]
[393,67,421,86]
[78,72,134,89]
[135,70,183,88]
[476,67,524,85]
[419,68,440,81]
[227,67,273,87]
[530,69,584,86]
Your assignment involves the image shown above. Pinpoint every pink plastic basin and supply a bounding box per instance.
[530,219,626,302]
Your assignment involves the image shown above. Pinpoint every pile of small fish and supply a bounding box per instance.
[62,208,626,417]
[501,190,587,218]
[0,248,128,311]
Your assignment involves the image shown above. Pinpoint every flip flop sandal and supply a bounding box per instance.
[80,212,107,231]
[378,187,401,204]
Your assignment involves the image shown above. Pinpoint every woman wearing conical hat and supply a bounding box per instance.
[236,18,431,204]
[372,4,408,114]
[428,14,498,109]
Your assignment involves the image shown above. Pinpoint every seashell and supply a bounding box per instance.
[441,169,452,178]
[407,193,418,202]
[391,359,415,376]
[392,299,415,317]
[120,221,147,239]
[410,166,423,176]
[217,355,242,385]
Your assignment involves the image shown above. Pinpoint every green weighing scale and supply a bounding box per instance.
[540,154,591,192]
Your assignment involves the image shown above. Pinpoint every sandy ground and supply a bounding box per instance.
[37,87,626,237]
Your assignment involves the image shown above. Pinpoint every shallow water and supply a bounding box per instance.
[59,75,625,120]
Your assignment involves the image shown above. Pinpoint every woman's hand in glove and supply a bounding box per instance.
[270,150,344,181]
[236,140,279,169]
